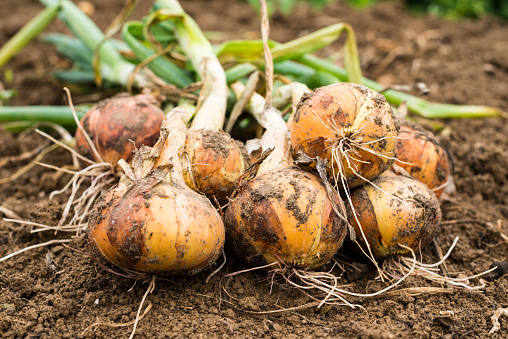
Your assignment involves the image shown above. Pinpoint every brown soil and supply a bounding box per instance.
[1,1,508,338]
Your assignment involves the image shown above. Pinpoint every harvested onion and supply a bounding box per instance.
[180,129,248,204]
[75,94,165,166]
[290,83,399,189]
[395,121,453,199]
[226,166,347,270]
[346,171,441,259]
[88,109,225,274]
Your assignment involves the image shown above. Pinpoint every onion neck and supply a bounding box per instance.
[231,82,290,175]
[190,57,227,130]
[157,0,227,131]
[272,82,310,111]
[131,108,188,184]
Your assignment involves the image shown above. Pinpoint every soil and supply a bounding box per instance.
[1,0,508,338]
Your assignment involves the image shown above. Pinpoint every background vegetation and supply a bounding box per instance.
[246,0,508,19]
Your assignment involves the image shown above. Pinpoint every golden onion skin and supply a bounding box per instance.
[225,167,347,270]
[181,129,249,204]
[75,94,165,166]
[346,171,441,260]
[395,122,452,199]
[87,169,225,274]
[290,83,399,189]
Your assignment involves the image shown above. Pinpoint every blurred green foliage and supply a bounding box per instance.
[245,0,508,19]
[245,0,335,15]
[404,0,508,19]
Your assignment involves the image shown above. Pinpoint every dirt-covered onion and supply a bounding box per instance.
[226,82,347,270]
[395,121,452,199]
[346,171,441,260]
[290,83,399,189]
[226,166,346,270]
[180,129,248,204]
[87,110,225,274]
[75,94,165,166]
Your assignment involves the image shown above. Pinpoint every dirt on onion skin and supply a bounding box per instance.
[291,83,399,189]
[181,129,249,204]
[225,166,347,270]
[395,120,453,198]
[87,165,225,275]
[1,0,508,338]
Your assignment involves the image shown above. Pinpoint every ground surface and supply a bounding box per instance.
[1,0,508,338]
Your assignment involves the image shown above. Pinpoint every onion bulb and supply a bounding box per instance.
[290,83,399,189]
[346,171,441,259]
[395,121,453,199]
[75,94,165,166]
[226,166,347,270]
[180,129,249,204]
[87,110,225,274]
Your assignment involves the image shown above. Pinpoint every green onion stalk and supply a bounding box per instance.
[121,21,192,88]
[0,4,60,68]
[0,106,86,132]
[216,33,505,119]
[216,22,362,85]
[155,0,227,130]
[38,0,154,89]
[297,55,506,119]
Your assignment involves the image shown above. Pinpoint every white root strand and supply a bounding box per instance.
[0,239,72,263]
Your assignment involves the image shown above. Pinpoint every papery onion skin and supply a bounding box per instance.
[395,121,452,199]
[225,167,347,270]
[290,83,399,189]
[181,129,249,204]
[346,171,441,260]
[87,168,225,274]
[75,94,165,166]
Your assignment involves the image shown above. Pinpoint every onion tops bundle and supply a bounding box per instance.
[87,109,225,274]
[290,83,399,189]
[160,0,248,204]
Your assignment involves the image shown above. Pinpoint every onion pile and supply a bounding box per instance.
[395,121,453,199]
[290,83,399,189]
[87,110,225,274]
[75,93,165,166]
[346,170,442,259]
